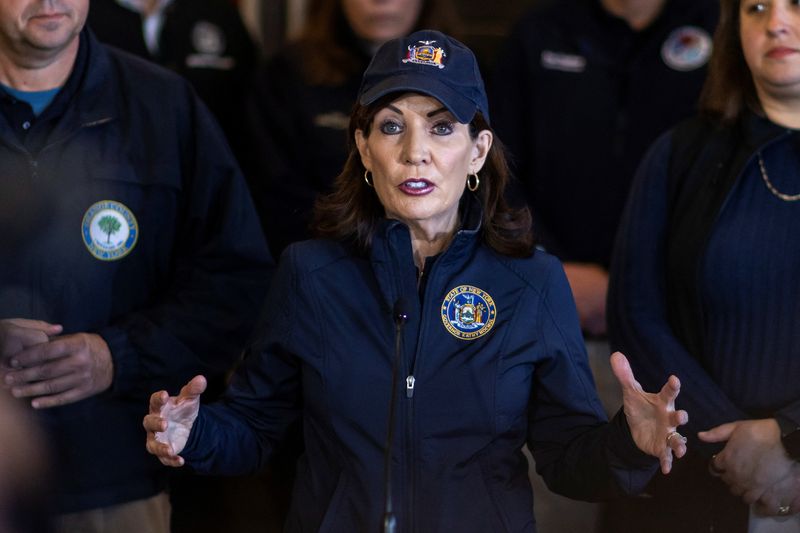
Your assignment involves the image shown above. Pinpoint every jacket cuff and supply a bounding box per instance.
[97,324,140,396]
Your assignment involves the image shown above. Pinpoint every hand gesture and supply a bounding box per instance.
[611,351,688,474]
[144,375,207,467]
[699,419,793,505]
[4,331,113,408]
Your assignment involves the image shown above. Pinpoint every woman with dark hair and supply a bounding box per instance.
[607,0,800,531]
[145,30,688,533]
[245,0,459,257]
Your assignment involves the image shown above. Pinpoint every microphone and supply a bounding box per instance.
[383,297,410,533]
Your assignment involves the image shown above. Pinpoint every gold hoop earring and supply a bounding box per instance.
[364,170,374,187]
[467,173,480,192]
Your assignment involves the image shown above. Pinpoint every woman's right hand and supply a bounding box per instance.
[143,375,207,467]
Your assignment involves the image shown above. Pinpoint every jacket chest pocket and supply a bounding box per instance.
[33,162,183,324]
[81,161,183,251]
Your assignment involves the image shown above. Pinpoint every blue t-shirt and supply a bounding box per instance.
[0,83,61,116]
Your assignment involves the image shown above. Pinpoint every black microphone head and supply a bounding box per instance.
[393,297,410,325]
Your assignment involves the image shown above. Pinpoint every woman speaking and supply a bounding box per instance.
[144,30,688,532]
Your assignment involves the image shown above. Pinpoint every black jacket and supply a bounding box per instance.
[87,0,256,161]
[491,0,718,266]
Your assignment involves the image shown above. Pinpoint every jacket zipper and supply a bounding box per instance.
[403,255,441,533]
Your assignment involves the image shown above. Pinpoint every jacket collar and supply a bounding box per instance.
[68,29,118,128]
[369,193,484,309]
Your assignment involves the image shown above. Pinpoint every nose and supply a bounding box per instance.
[401,126,430,167]
[766,4,790,36]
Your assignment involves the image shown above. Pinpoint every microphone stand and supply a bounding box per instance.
[383,298,409,533]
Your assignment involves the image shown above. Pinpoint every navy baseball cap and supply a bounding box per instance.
[358,29,490,124]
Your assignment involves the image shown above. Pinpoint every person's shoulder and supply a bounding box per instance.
[281,239,354,274]
[665,0,719,24]
[518,0,584,21]
[504,0,593,50]
[484,247,566,295]
[102,43,193,92]
[664,114,726,159]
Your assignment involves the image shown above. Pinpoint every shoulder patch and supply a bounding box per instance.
[441,285,497,340]
[82,200,138,261]
[661,26,712,72]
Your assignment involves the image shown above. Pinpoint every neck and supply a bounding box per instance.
[407,222,458,271]
[0,36,79,91]
[758,89,800,129]
[600,0,666,30]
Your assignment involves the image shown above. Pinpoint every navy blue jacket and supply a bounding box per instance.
[183,205,656,532]
[0,31,272,512]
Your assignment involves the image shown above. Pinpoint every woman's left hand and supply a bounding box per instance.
[611,351,688,474]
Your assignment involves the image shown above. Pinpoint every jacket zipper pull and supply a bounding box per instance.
[406,375,415,398]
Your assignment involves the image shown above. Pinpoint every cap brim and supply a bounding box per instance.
[359,73,478,124]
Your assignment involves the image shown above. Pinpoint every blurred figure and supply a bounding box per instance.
[0,0,272,531]
[0,387,50,533]
[245,0,459,256]
[491,0,718,337]
[87,0,256,160]
[607,0,800,530]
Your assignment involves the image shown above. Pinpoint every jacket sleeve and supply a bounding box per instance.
[98,92,274,399]
[607,131,747,455]
[180,245,304,476]
[527,259,657,500]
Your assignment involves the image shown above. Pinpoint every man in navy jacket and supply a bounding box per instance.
[0,1,272,531]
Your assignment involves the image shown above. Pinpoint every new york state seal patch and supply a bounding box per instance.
[441,285,497,340]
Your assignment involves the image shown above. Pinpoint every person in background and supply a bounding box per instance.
[490,0,718,337]
[144,29,690,533]
[0,1,272,531]
[245,0,459,257]
[87,0,256,161]
[608,0,800,530]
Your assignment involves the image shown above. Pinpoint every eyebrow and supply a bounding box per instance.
[384,104,451,118]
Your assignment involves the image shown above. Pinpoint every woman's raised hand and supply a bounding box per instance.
[610,352,688,474]
[143,375,207,467]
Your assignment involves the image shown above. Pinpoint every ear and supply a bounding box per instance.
[355,129,372,171]
[470,129,493,174]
